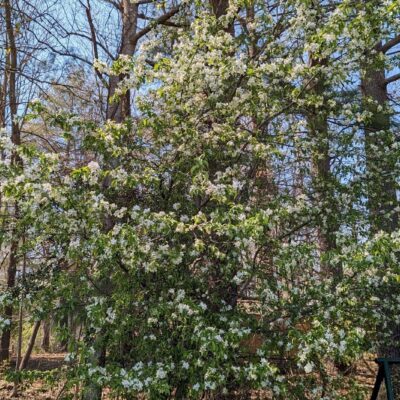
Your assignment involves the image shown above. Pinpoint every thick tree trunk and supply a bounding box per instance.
[41,319,51,352]
[210,0,230,18]
[106,0,138,122]
[361,42,400,357]
[361,43,398,235]
[83,3,139,398]
[306,55,340,279]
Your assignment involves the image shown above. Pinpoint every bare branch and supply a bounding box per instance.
[84,0,109,88]
[381,34,400,54]
[385,72,400,86]
[132,6,181,45]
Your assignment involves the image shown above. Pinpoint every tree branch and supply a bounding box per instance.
[385,73,400,86]
[132,6,181,45]
[381,34,400,54]
[84,0,109,88]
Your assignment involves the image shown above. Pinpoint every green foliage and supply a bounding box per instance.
[1,0,400,398]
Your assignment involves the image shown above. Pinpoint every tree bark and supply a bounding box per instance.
[11,245,26,396]
[361,42,400,357]
[18,320,40,370]
[210,0,229,18]
[361,42,398,235]
[0,0,21,363]
[106,0,138,122]
[41,319,51,352]
[0,240,18,361]
[83,3,139,398]
[0,51,8,128]
[58,310,69,352]
[306,53,341,279]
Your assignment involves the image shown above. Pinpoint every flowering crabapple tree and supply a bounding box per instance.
[1,1,400,399]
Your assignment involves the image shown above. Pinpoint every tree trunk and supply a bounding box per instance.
[11,246,26,396]
[106,0,138,122]
[41,319,51,352]
[0,51,8,128]
[81,332,106,400]
[83,3,139,398]
[18,320,40,370]
[209,0,233,34]
[0,0,21,363]
[361,43,398,235]
[58,311,69,352]
[0,241,17,361]
[306,54,341,279]
[210,0,229,17]
[361,42,399,357]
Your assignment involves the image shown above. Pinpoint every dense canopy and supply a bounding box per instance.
[1,0,400,399]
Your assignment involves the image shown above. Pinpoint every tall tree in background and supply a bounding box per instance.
[106,0,181,121]
[304,3,339,279]
[361,1,400,357]
[0,0,21,362]
[0,0,65,362]
[81,2,184,399]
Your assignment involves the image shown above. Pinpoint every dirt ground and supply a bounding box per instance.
[0,353,66,399]
[0,354,379,399]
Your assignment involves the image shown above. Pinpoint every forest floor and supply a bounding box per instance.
[0,353,66,399]
[0,354,379,399]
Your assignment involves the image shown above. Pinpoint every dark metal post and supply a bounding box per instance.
[371,358,400,400]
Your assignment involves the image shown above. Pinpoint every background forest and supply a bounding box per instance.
[1,0,400,399]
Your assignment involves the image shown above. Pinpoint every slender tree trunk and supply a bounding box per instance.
[14,282,23,367]
[11,246,26,396]
[0,51,8,128]
[0,240,18,361]
[58,310,69,352]
[0,0,21,363]
[4,0,19,149]
[18,320,40,370]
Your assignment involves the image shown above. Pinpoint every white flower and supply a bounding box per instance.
[205,380,216,390]
[304,362,314,373]
[215,334,223,342]
[88,161,100,172]
[182,361,189,369]
[156,368,167,379]
[64,353,75,362]
[122,379,132,388]
[323,33,336,43]
[106,307,116,323]
[177,303,194,315]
